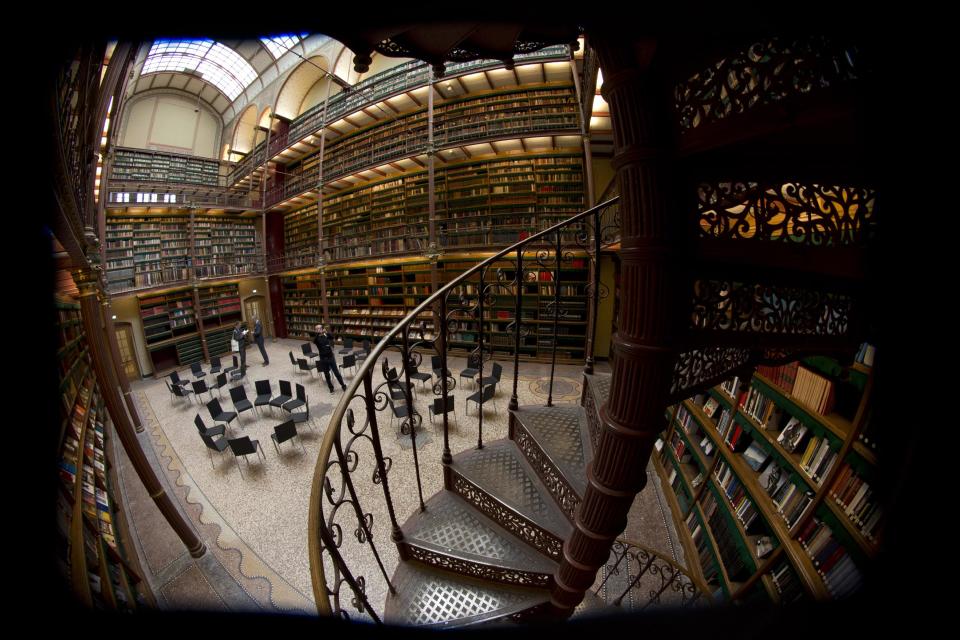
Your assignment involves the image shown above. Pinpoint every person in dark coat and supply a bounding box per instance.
[253,317,269,365]
[313,323,346,392]
[232,321,249,375]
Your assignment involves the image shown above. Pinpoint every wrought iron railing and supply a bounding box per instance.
[307,196,619,622]
[593,539,713,610]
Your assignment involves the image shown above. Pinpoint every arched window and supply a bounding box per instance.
[142,40,258,101]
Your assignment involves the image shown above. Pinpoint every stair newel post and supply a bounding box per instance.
[440,295,452,465]
[401,327,426,513]
[476,265,485,450]
[332,430,396,594]
[508,247,523,434]
[584,208,602,375]
[362,368,404,547]
[547,230,562,407]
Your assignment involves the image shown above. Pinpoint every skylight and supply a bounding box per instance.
[142,39,258,101]
[261,34,309,59]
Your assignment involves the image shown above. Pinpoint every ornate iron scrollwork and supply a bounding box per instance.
[674,35,860,131]
[670,347,752,397]
[698,181,876,247]
[376,38,412,57]
[596,540,710,609]
[690,279,853,336]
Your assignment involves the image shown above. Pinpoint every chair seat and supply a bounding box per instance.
[467,389,482,403]
[291,411,311,424]
[234,399,253,412]
[214,411,237,423]
[270,395,292,408]
[255,395,272,406]
[460,367,479,378]
[338,347,353,354]
[210,366,222,374]
[478,376,499,387]
[411,371,432,382]
[202,425,226,437]
[283,398,306,412]
[392,403,412,418]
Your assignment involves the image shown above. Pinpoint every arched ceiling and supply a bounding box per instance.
[128,34,334,117]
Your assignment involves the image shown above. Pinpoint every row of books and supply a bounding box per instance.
[829,463,884,542]
[792,366,836,416]
[701,489,751,582]
[714,460,761,531]
[686,511,722,588]
[796,519,863,598]
[798,434,839,485]
[761,462,814,528]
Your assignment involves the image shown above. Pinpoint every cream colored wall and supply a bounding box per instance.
[592,157,616,201]
[109,295,153,377]
[593,255,617,359]
[118,93,221,158]
[298,77,344,116]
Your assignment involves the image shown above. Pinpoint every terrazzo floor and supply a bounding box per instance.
[117,338,682,618]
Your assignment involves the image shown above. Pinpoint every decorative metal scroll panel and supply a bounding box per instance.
[674,36,860,131]
[698,182,876,247]
[690,280,853,336]
[669,347,752,397]
[594,539,712,610]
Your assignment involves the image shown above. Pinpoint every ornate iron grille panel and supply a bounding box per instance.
[674,36,860,131]
[690,280,853,336]
[670,347,751,397]
[595,540,711,610]
[698,181,876,246]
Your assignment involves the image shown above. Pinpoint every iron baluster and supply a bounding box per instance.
[594,540,629,594]
[440,295,452,465]
[361,369,403,544]
[613,551,655,606]
[585,209,601,375]
[547,231,562,407]
[476,265,485,450]
[316,518,382,623]
[401,328,426,512]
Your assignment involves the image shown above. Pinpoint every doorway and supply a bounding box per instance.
[115,323,142,381]
[244,295,268,337]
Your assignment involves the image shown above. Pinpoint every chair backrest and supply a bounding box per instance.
[211,356,221,368]
[192,380,207,394]
[229,385,247,403]
[172,384,188,397]
[343,353,356,367]
[296,383,307,402]
[482,384,496,402]
[344,338,354,349]
[274,420,297,443]
[165,380,173,392]
[171,371,182,384]
[200,432,220,451]
[301,342,313,355]
[431,354,442,369]
[280,379,292,396]
[433,395,455,413]
[255,379,271,395]
[362,339,371,351]
[228,436,256,456]
[289,351,296,364]
[191,362,203,375]
[387,367,399,382]
[216,372,227,388]
[297,358,310,371]
[194,414,207,433]
[492,362,503,380]
[207,398,223,417]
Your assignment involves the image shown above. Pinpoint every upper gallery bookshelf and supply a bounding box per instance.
[104,214,261,293]
[56,298,149,610]
[271,85,580,207]
[111,147,222,187]
[282,152,585,266]
[655,347,877,605]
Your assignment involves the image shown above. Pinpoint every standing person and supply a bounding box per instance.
[313,323,346,393]
[232,321,249,376]
[253,316,269,365]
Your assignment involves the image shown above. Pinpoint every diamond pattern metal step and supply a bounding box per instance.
[448,440,573,561]
[384,561,550,628]
[582,373,611,451]
[400,490,557,587]
[512,405,592,500]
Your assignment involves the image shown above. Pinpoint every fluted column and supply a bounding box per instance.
[101,297,144,433]
[73,267,206,558]
[550,37,678,612]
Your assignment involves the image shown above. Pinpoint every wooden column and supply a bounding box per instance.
[102,297,145,433]
[73,267,206,558]
[427,71,441,329]
[549,37,678,613]
[188,210,209,361]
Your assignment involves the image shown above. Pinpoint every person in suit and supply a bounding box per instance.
[232,322,249,375]
[313,323,346,393]
[253,317,269,365]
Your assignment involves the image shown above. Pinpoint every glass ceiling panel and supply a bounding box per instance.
[142,39,258,101]
[261,34,309,59]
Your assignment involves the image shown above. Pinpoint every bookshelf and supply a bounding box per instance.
[655,347,877,604]
[104,214,261,293]
[197,282,243,357]
[282,152,585,262]
[56,298,148,610]
[111,147,221,187]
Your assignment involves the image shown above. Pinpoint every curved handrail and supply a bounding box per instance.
[307,195,619,617]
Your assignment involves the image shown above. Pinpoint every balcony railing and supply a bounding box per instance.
[306,196,619,621]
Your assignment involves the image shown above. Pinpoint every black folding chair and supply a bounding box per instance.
[171,382,194,404]
[338,338,355,355]
[170,370,191,389]
[209,372,229,398]
[428,395,458,432]
[209,356,223,375]
[271,420,306,455]
[341,353,357,377]
[431,354,452,383]
[296,357,318,377]
[254,379,273,416]
[270,380,293,412]
[195,414,225,438]
[283,383,307,413]
[466,384,499,416]
[409,363,432,390]
[191,379,213,404]
[301,342,319,360]
[190,361,207,379]
[200,432,230,469]
[228,436,266,478]
[229,385,255,424]
[477,362,504,395]
[206,398,237,430]
[460,363,479,390]
[355,339,372,363]
[288,351,298,374]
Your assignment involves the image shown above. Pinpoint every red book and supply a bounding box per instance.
[819,545,847,574]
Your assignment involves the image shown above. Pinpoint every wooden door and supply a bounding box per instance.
[115,323,141,381]
[244,295,267,337]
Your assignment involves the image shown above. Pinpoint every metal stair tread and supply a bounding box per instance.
[512,404,590,496]
[450,439,573,541]
[401,490,557,578]
[385,560,550,628]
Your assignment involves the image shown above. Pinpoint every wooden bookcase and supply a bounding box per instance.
[111,147,221,187]
[655,348,877,605]
[55,298,148,610]
[104,214,261,293]
[197,282,243,357]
